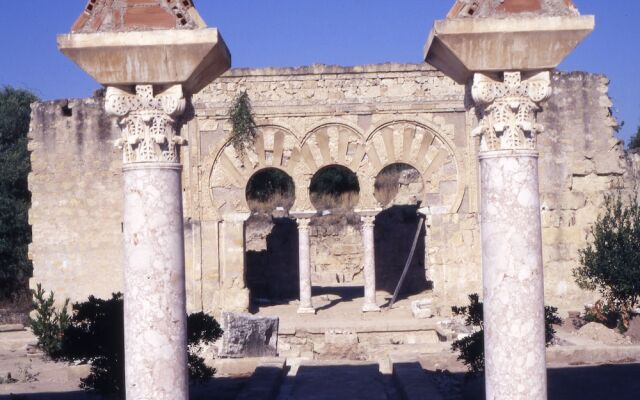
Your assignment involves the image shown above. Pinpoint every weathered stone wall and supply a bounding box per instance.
[537,72,630,309]
[27,63,636,315]
[28,97,124,302]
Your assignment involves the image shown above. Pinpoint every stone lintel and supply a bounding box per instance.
[58,28,231,94]
[355,208,382,218]
[424,15,594,83]
[290,211,317,220]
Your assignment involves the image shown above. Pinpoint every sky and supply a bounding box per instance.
[0,1,638,144]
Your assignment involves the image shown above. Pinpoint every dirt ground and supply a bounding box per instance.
[2,311,640,399]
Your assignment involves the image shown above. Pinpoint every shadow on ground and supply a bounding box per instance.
[0,377,249,400]
[313,285,364,312]
[461,363,640,400]
[278,363,398,400]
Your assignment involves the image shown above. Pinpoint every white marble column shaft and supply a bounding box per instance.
[296,217,315,314]
[123,164,188,400]
[361,215,380,312]
[472,72,551,400]
[480,152,547,400]
[107,85,189,400]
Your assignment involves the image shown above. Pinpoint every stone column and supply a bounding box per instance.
[360,215,380,312]
[106,85,189,400]
[295,216,315,314]
[472,71,552,400]
[219,213,250,313]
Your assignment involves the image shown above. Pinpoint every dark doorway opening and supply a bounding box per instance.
[374,205,429,297]
[245,168,298,309]
[372,163,428,298]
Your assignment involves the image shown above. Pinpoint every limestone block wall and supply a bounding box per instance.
[28,97,124,302]
[537,72,629,309]
[27,63,637,315]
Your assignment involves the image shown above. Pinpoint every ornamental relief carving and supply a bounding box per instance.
[471,71,552,152]
[206,119,465,217]
[106,85,187,164]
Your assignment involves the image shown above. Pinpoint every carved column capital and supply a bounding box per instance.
[471,71,552,153]
[296,217,311,232]
[106,85,188,164]
[361,215,376,229]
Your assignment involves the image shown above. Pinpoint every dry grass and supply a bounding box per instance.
[310,191,360,212]
[247,191,295,214]
[374,172,401,206]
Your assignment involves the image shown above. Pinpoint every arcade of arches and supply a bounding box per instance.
[209,116,462,313]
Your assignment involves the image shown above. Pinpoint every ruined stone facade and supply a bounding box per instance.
[28,63,636,315]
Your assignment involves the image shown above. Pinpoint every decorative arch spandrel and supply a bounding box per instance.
[207,125,303,216]
[362,119,466,213]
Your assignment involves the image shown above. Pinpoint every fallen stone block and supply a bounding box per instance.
[411,299,433,319]
[220,312,279,358]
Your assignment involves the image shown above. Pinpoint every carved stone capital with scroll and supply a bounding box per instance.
[106,85,188,164]
[471,71,552,152]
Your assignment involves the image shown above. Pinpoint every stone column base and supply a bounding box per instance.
[297,306,317,315]
[362,303,382,313]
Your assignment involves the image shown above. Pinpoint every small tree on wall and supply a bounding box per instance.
[574,193,640,330]
[628,126,640,151]
[229,91,257,159]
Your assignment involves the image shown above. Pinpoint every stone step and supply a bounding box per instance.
[278,328,443,362]
[278,318,439,335]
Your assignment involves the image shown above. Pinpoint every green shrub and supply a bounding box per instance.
[58,294,223,397]
[29,284,70,358]
[574,193,640,331]
[60,293,125,396]
[451,294,561,374]
[187,312,223,384]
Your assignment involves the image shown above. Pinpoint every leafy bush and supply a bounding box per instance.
[0,87,38,300]
[574,193,640,331]
[187,312,223,384]
[60,293,125,396]
[451,294,561,374]
[29,284,70,358]
[229,91,257,157]
[57,294,223,397]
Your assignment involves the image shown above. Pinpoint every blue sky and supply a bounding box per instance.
[0,1,638,144]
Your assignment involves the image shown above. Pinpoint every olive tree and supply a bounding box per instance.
[574,193,640,328]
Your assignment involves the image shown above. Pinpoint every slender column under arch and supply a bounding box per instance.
[360,214,381,312]
[293,213,315,314]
